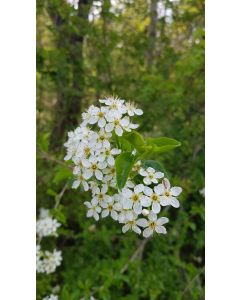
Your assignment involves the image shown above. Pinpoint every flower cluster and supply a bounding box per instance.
[64,97,182,237]
[42,295,58,300]
[36,209,62,274]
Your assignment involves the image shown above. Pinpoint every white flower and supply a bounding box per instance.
[137,212,169,238]
[139,167,164,185]
[99,96,126,117]
[102,165,116,182]
[132,160,142,172]
[121,184,150,214]
[98,147,121,166]
[36,244,45,273]
[39,208,50,219]
[82,105,99,125]
[95,129,112,148]
[122,214,141,234]
[43,249,62,274]
[84,199,102,221]
[101,199,121,220]
[72,168,89,191]
[36,217,61,238]
[88,106,109,128]
[105,115,130,136]
[82,157,107,181]
[199,187,205,197]
[125,102,143,116]
[144,185,164,214]
[159,178,182,208]
[42,294,58,300]
[92,184,112,206]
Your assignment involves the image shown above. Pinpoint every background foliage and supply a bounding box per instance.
[37,0,204,299]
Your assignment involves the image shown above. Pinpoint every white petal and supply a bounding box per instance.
[136,218,148,227]
[133,202,142,214]
[170,187,182,197]
[111,210,118,220]
[141,196,151,207]
[154,184,164,195]
[170,197,180,208]
[148,211,157,221]
[87,210,93,217]
[122,224,130,233]
[163,178,171,189]
[83,169,93,180]
[101,210,109,218]
[143,227,153,238]
[134,184,144,193]
[147,167,154,173]
[155,172,164,179]
[152,202,161,214]
[135,108,143,115]
[120,117,130,126]
[155,225,167,234]
[89,116,98,124]
[102,184,108,193]
[98,161,107,169]
[139,169,147,176]
[84,201,91,208]
[72,180,80,189]
[144,186,153,196]
[98,118,106,128]
[160,196,171,206]
[105,123,114,132]
[122,198,133,209]
[107,155,115,166]
[82,159,91,168]
[132,225,141,235]
[95,170,103,180]
[115,125,123,136]
[143,177,151,185]
[83,181,89,191]
[93,212,99,221]
[157,217,169,226]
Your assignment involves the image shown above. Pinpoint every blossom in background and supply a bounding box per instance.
[125,101,143,116]
[199,187,205,197]
[159,178,182,208]
[42,294,58,300]
[36,216,61,238]
[137,212,169,238]
[139,167,164,185]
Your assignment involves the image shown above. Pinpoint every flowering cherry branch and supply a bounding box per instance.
[64,96,183,237]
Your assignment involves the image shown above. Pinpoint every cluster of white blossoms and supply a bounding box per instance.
[42,295,58,300]
[36,209,62,274]
[36,208,61,238]
[64,97,182,238]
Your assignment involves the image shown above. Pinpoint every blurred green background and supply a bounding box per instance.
[37,0,204,299]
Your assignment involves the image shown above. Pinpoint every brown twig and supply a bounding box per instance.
[39,150,72,169]
[120,237,151,274]
[54,182,68,209]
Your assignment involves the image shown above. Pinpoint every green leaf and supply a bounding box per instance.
[123,131,145,152]
[53,167,72,184]
[146,137,181,153]
[115,152,137,190]
[142,160,166,174]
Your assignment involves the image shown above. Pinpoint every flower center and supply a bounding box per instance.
[164,191,170,197]
[108,205,113,211]
[91,164,97,170]
[149,222,156,229]
[84,147,90,156]
[149,174,154,179]
[114,120,120,125]
[132,194,139,202]
[152,194,159,201]
[98,111,104,118]
[105,150,110,155]
[98,193,103,200]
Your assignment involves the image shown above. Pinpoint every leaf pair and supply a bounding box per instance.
[115,132,181,190]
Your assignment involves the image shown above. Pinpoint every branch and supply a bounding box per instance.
[120,237,151,274]
[39,150,72,169]
[54,182,68,209]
